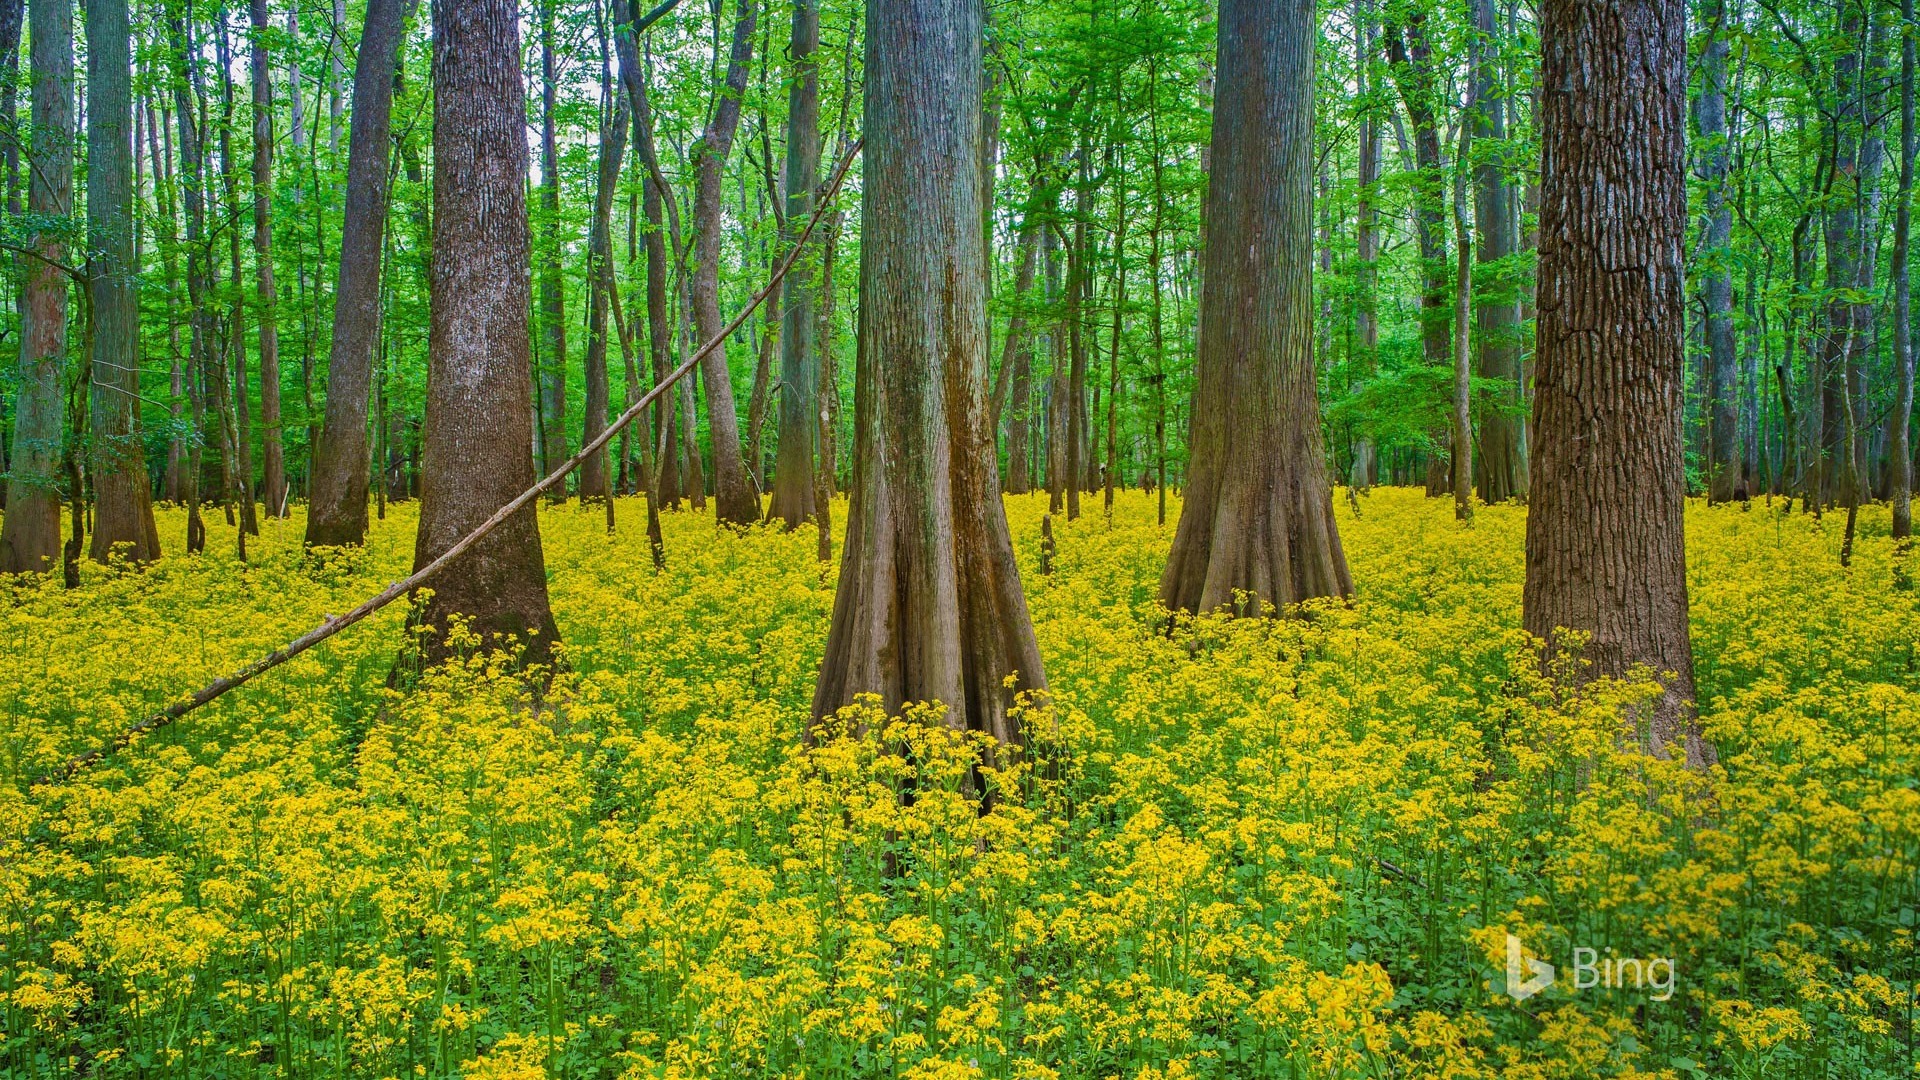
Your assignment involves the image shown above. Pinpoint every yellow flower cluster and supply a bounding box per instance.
[0,489,1913,1078]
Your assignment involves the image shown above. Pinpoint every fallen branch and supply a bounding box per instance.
[32,139,863,790]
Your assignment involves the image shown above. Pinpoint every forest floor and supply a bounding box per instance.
[2,490,1915,1079]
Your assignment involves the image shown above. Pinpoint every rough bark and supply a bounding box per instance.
[814,0,1046,747]
[305,0,404,547]
[0,0,72,574]
[87,0,159,563]
[249,0,284,516]
[691,0,761,526]
[771,0,822,529]
[412,0,559,665]
[1526,0,1711,768]
[1160,0,1351,616]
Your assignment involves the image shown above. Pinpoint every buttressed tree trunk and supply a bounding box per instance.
[0,0,72,574]
[87,0,160,564]
[1159,0,1351,616]
[412,0,559,665]
[1526,0,1712,769]
[249,0,285,516]
[693,0,761,527]
[814,0,1046,748]
[306,0,405,547]
[771,0,821,530]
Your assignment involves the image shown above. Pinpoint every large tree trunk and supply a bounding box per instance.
[87,0,159,563]
[771,0,822,529]
[536,0,568,493]
[1700,0,1738,503]
[0,0,72,574]
[1161,0,1350,616]
[691,0,761,526]
[1895,0,1916,541]
[814,0,1046,747]
[1470,0,1525,503]
[249,0,284,516]
[579,92,631,503]
[1525,0,1711,768]
[412,0,559,665]
[305,0,404,547]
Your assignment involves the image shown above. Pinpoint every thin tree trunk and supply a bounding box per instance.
[771,0,822,528]
[580,91,631,503]
[217,11,257,542]
[1161,0,1351,615]
[88,0,159,563]
[537,0,568,494]
[249,0,285,516]
[1701,0,1738,502]
[815,0,1045,746]
[412,0,559,666]
[0,0,72,573]
[305,0,405,547]
[1895,0,1916,540]
[1452,90,1474,523]
[691,0,761,526]
[1526,0,1710,767]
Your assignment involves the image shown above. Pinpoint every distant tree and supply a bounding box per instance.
[1524,0,1712,767]
[1159,0,1351,615]
[815,0,1046,745]
[410,0,559,664]
[770,0,822,530]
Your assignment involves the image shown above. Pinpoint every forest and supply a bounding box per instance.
[1,0,1917,1074]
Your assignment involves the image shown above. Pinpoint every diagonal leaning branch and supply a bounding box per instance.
[32,139,863,791]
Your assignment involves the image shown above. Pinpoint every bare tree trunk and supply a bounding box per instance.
[1350,0,1379,492]
[1700,0,1738,502]
[1384,6,1452,497]
[216,12,257,542]
[1452,94,1474,523]
[249,0,284,516]
[1470,0,1525,503]
[1526,0,1710,768]
[305,0,403,546]
[87,0,159,563]
[771,0,822,529]
[580,91,631,503]
[692,0,761,526]
[1895,0,1916,540]
[815,0,1046,747]
[412,0,559,666]
[536,0,568,495]
[1161,0,1351,615]
[993,214,1039,487]
[0,0,72,573]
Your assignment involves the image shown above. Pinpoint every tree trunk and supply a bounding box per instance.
[87,0,159,563]
[249,0,284,516]
[412,0,559,665]
[814,0,1046,747]
[1526,0,1710,768]
[0,0,71,573]
[1895,0,1916,540]
[217,11,257,542]
[1350,0,1380,492]
[305,0,404,547]
[1160,0,1351,615]
[1452,93,1474,523]
[691,0,761,526]
[994,213,1040,494]
[536,0,568,494]
[1700,0,1738,502]
[1470,0,1525,503]
[771,0,822,529]
[580,92,631,503]
[1383,11,1450,385]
